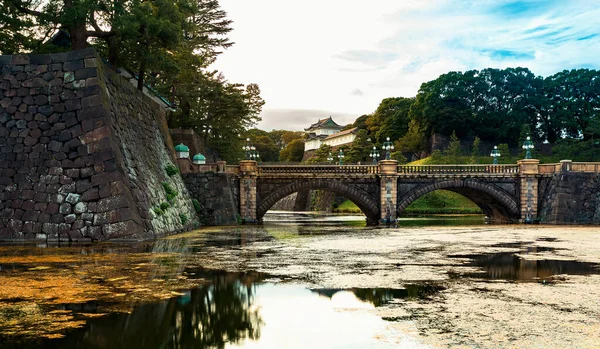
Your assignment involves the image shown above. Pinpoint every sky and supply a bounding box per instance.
[212,0,600,131]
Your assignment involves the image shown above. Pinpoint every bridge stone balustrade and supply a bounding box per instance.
[398,164,520,175]
[179,159,600,226]
[257,164,379,176]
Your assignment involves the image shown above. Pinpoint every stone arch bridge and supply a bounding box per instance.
[179,159,600,225]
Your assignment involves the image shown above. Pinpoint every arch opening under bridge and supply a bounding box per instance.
[397,179,520,222]
[256,179,380,225]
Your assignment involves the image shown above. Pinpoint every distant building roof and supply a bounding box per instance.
[49,30,71,48]
[304,133,329,142]
[324,127,358,140]
[304,116,344,132]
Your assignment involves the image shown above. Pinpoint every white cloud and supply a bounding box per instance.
[212,0,600,130]
[258,108,357,131]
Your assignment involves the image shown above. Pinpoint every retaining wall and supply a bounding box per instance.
[538,172,600,224]
[0,48,196,241]
[182,173,239,225]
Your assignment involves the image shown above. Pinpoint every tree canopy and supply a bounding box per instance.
[408,67,600,147]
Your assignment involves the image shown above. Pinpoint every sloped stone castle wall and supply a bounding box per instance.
[0,48,196,241]
[538,172,600,224]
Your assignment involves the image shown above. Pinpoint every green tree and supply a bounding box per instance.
[430,149,444,164]
[585,117,600,142]
[119,0,188,89]
[472,136,481,157]
[169,75,264,162]
[245,129,279,162]
[279,139,305,162]
[365,97,413,143]
[446,131,462,160]
[470,136,481,164]
[391,151,407,164]
[409,71,476,141]
[0,0,39,54]
[518,124,532,159]
[307,144,333,164]
[497,143,510,163]
[409,67,543,147]
[1,0,116,53]
[268,130,304,150]
[543,69,600,141]
[346,129,371,163]
[352,114,370,131]
[396,120,427,160]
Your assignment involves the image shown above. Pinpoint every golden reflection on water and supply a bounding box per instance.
[0,240,203,340]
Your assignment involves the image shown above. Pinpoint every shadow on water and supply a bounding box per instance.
[312,284,445,306]
[12,269,264,349]
[263,211,367,227]
[263,211,487,230]
[397,215,486,227]
[449,246,600,282]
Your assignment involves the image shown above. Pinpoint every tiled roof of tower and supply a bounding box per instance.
[304,116,344,131]
[323,127,358,140]
[305,133,329,140]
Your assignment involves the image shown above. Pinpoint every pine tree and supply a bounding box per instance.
[446,131,462,162]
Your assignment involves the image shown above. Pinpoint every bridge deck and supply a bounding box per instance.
[253,164,520,178]
[221,162,600,177]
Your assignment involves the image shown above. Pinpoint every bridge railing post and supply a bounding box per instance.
[517,159,540,223]
[217,161,227,173]
[239,160,258,224]
[176,157,193,174]
[560,159,572,172]
[379,160,399,224]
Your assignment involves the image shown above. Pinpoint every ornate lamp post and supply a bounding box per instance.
[490,145,501,165]
[326,152,334,164]
[250,146,260,161]
[337,149,345,165]
[242,138,252,160]
[522,136,534,159]
[370,146,380,164]
[383,137,394,160]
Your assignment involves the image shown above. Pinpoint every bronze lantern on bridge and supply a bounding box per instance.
[370,146,380,164]
[490,145,501,165]
[522,136,534,159]
[383,137,394,160]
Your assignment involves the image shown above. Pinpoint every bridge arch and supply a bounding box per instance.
[257,179,380,224]
[397,179,520,222]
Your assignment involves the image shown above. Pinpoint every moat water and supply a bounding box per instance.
[1,212,600,348]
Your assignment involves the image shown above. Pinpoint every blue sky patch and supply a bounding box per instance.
[483,49,536,60]
[491,0,558,18]
[577,34,599,41]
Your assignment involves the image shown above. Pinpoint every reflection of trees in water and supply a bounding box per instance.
[56,272,263,349]
[453,253,600,281]
[313,285,444,307]
[352,285,442,305]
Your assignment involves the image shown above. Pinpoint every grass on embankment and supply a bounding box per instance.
[333,190,482,215]
[402,189,482,214]
[407,154,567,165]
[333,200,363,213]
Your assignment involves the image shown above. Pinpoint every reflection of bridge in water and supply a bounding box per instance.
[178,159,600,225]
